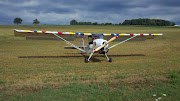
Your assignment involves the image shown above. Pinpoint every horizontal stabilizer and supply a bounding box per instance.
[26,36,76,41]
[64,46,86,49]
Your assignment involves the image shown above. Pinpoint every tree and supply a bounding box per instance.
[105,23,112,25]
[78,22,84,25]
[33,19,40,25]
[122,20,131,25]
[121,18,173,26]
[150,19,157,26]
[86,22,92,25]
[70,19,78,25]
[13,18,23,25]
[171,22,176,26]
[93,22,98,25]
[101,23,105,25]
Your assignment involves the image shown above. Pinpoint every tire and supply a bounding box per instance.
[85,58,88,63]
[108,58,112,62]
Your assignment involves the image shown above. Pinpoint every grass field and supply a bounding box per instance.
[0,25,180,101]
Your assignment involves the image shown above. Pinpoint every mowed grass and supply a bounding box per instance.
[0,25,180,100]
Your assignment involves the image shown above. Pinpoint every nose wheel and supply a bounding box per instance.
[84,52,112,63]
[105,53,112,62]
[85,58,88,63]
[85,53,94,63]
[108,58,112,62]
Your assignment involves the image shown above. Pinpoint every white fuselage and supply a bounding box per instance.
[93,39,107,49]
[86,39,108,53]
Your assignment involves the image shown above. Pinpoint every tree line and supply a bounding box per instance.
[121,18,175,26]
[70,18,175,26]
[13,17,175,26]
[70,19,113,25]
[13,18,40,25]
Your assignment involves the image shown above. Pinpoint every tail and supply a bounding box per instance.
[81,38,84,47]
[81,38,85,51]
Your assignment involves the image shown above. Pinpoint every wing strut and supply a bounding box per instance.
[52,33,86,52]
[108,35,137,49]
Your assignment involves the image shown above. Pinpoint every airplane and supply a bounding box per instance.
[14,29,163,63]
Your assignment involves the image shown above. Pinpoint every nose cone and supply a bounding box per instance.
[93,39,108,50]
[93,39,103,48]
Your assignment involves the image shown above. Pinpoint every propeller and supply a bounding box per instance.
[94,36,118,52]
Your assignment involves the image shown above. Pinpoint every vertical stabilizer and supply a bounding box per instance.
[81,38,85,52]
[81,38,84,47]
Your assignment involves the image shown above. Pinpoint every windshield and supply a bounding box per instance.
[92,34,103,39]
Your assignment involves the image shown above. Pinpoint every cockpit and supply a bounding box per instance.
[92,34,103,39]
[88,34,103,41]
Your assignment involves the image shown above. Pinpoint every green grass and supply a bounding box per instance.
[114,73,130,79]
[8,78,180,101]
[0,25,180,100]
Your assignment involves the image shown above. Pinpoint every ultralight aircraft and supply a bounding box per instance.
[14,29,163,63]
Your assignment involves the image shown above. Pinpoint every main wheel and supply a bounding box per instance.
[108,58,112,62]
[85,58,88,63]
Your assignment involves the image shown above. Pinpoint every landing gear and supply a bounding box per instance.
[84,53,94,63]
[104,53,112,62]
[108,58,112,62]
[85,58,88,63]
[84,52,112,63]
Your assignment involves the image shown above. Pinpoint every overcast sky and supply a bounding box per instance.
[0,0,179,25]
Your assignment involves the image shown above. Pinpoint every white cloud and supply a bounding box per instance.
[0,0,180,25]
[0,0,39,7]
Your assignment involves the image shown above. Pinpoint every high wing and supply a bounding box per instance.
[14,29,162,37]
[14,29,163,52]
[14,29,92,36]
[14,29,90,52]
[103,33,163,36]
[95,33,163,51]
[103,33,163,41]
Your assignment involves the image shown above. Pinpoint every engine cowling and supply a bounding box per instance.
[93,39,108,52]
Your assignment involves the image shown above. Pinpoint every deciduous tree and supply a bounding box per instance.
[70,19,78,25]
[33,19,40,25]
[13,18,23,25]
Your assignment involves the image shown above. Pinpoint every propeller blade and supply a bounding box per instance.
[94,36,118,52]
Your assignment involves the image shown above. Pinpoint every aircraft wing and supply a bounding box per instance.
[103,33,163,39]
[14,29,88,52]
[103,33,163,41]
[94,33,163,51]
[14,29,162,37]
[103,33,163,36]
[14,29,92,36]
